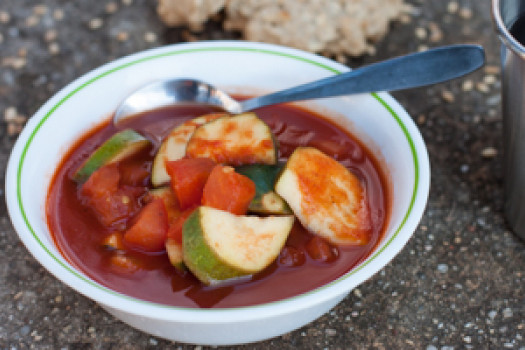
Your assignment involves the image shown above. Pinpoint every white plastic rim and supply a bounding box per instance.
[5,41,430,324]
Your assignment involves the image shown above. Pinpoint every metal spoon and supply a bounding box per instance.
[114,44,485,124]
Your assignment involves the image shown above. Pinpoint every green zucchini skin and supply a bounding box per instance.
[236,164,291,215]
[182,206,294,286]
[73,129,150,183]
[182,208,249,285]
[151,113,224,187]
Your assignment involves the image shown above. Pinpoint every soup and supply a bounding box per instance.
[46,101,389,308]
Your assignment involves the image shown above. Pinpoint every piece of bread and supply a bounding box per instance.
[157,0,226,31]
[157,0,409,57]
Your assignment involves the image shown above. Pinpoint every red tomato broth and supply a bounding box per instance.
[46,101,390,308]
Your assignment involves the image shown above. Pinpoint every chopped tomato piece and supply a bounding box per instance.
[80,163,142,227]
[146,187,181,224]
[124,199,169,252]
[119,161,151,187]
[166,206,197,244]
[80,163,120,198]
[165,158,216,209]
[306,236,338,263]
[202,165,256,215]
[278,246,306,267]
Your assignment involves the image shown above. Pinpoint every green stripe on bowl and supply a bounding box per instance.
[16,45,420,310]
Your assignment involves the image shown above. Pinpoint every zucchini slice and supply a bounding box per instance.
[73,129,151,183]
[185,112,278,166]
[275,147,372,245]
[182,206,294,286]
[149,187,186,269]
[151,113,227,187]
[236,164,291,215]
[166,238,184,270]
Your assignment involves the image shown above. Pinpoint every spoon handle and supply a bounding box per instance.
[239,44,485,112]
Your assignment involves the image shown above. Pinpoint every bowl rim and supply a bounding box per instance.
[5,40,430,323]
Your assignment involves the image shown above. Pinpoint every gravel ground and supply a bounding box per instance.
[1,0,524,349]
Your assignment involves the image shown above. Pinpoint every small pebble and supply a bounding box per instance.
[8,123,23,135]
[502,308,513,318]
[48,42,60,55]
[122,0,133,5]
[447,1,459,14]
[437,264,449,273]
[117,31,129,41]
[20,325,31,336]
[472,114,482,123]
[89,18,104,30]
[476,82,490,93]
[459,7,473,20]
[481,147,498,158]
[4,107,27,136]
[325,328,337,336]
[25,15,39,27]
[484,74,497,85]
[428,22,443,42]
[486,94,501,106]
[106,2,119,14]
[399,13,412,24]
[33,5,48,16]
[488,310,498,320]
[144,31,157,43]
[18,47,27,57]
[0,10,10,23]
[44,29,58,42]
[1,56,24,69]
[53,9,65,21]
[462,79,474,91]
[415,27,427,40]
[4,107,17,121]
[441,90,455,103]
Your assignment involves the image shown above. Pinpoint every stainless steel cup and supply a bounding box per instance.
[493,0,525,241]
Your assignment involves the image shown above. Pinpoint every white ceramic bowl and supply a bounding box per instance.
[5,41,430,346]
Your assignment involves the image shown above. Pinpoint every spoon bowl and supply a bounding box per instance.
[113,44,485,125]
